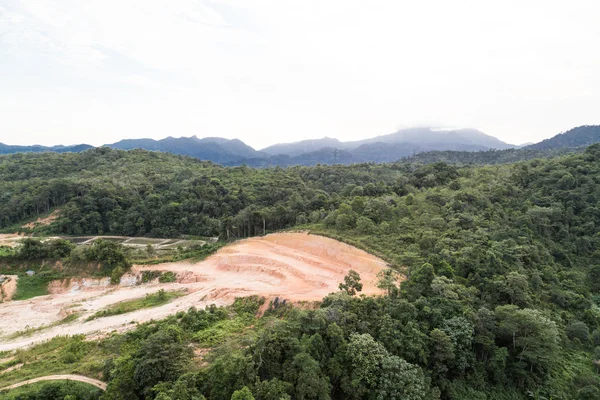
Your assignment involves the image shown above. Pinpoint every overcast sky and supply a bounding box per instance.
[1,0,599,149]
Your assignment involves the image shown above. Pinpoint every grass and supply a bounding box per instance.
[124,238,164,245]
[135,241,226,265]
[0,269,66,301]
[85,289,185,321]
[0,335,107,389]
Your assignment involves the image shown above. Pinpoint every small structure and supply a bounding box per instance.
[26,270,35,276]
[0,274,6,283]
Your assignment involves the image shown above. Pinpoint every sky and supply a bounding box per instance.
[1,0,599,149]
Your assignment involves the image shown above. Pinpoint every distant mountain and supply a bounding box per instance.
[106,136,264,164]
[5,125,599,167]
[261,137,345,156]
[347,127,515,150]
[259,127,514,161]
[526,125,600,150]
[0,143,93,155]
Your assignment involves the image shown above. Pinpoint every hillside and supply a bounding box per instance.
[400,147,583,165]
[106,136,263,164]
[3,147,600,398]
[347,127,514,149]
[261,137,345,156]
[0,143,93,155]
[527,125,600,150]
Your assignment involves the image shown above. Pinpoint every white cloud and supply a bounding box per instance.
[1,0,599,148]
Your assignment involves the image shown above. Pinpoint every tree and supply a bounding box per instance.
[376,269,401,297]
[374,355,429,400]
[18,238,48,259]
[134,327,193,397]
[231,386,255,400]
[253,378,292,400]
[344,333,431,400]
[339,270,363,296]
[284,353,331,400]
[429,329,454,378]
[566,320,590,343]
[402,263,434,299]
[495,305,559,383]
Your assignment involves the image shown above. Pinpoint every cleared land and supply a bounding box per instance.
[0,233,389,351]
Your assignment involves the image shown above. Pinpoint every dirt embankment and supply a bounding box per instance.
[0,233,392,351]
[0,276,18,302]
[22,210,60,230]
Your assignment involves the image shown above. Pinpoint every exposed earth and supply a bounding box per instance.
[0,233,389,352]
[0,275,18,302]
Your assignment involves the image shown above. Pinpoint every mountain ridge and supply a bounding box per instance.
[2,125,598,166]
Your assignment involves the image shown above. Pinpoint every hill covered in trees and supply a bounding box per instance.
[0,143,93,155]
[3,147,600,398]
[527,125,600,150]
[401,147,583,165]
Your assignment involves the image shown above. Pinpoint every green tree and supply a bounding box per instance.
[231,386,255,400]
[376,269,401,297]
[339,270,363,296]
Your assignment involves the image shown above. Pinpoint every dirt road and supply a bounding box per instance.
[0,233,390,351]
[0,374,106,391]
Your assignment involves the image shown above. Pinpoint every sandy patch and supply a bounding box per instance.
[22,210,60,230]
[0,276,18,302]
[0,234,24,248]
[0,233,390,351]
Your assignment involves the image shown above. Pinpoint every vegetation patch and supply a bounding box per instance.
[0,269,66,301]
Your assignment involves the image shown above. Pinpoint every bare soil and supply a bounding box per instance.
[22,210,60,229]
[0,276,18,302]
[0,233,390,351]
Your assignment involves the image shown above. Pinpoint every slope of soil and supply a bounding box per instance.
[21,210,60,230]
[0,233,389,351]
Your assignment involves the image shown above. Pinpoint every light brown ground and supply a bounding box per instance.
[0,233,389,351]
[0,374,106,391]
[0,276,18,302]
[0,234,24,248]
[22,210,60,230]
[0,363,22,376]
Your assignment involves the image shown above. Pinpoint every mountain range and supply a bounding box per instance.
[1,125,599,166]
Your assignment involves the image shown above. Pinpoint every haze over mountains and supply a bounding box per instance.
[2,125,599,166]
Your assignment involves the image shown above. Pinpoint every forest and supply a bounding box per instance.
[3,145,600,399]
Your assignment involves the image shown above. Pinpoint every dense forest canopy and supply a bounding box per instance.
[3,145,600,398]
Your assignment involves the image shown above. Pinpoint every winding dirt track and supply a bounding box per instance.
[0,233,389,352]
[0,375,106,392]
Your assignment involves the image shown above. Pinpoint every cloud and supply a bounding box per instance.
[1,0,599,148]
